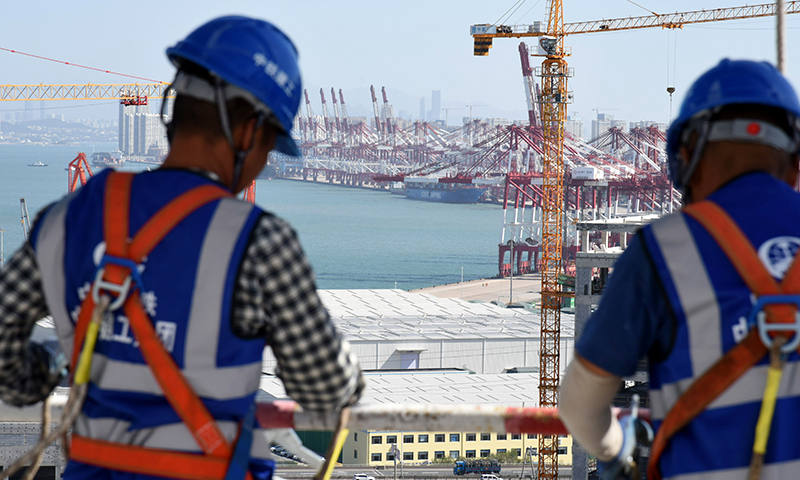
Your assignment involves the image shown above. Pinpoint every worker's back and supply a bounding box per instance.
[31,168,268,453]
[643,171,800,478]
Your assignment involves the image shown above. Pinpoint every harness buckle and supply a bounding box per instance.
[747,294,800,354]
[91,255,145,311]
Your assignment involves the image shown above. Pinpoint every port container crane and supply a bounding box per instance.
[67,153,94,193]
[331,87,343,143]
[471,2,800,480]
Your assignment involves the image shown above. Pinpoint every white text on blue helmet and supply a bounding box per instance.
[253,53,296,97]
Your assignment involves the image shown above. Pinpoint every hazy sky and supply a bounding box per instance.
[1,0,798,131]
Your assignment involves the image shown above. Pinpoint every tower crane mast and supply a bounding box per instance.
[471,3,800,480]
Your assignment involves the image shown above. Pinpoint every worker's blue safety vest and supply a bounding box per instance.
[641,173,800,480]
[30,169,275,477]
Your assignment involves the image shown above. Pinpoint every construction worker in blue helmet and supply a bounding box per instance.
[559,59,800,480]
[0,15,363,480]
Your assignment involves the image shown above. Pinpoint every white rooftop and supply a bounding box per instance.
[258,370,541,408]
[319,289,574,341]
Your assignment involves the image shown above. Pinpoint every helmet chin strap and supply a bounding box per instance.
[214,78,265,193]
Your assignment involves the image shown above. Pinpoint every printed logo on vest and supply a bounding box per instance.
[757,236,800,278]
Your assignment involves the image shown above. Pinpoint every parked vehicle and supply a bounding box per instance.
[453,459,501,475]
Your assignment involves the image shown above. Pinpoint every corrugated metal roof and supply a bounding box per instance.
[318,289,574,341]
[258,370,542,408]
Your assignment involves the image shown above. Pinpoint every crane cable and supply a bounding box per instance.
[495,0,527,26]
[0,46,167,84]
[778,0,787,72]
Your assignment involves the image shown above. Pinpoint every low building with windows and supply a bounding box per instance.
[258,369,574,467]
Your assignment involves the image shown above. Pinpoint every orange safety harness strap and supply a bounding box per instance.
[70,435,233,480]
[647,201,800,480]
[69,172,256,479]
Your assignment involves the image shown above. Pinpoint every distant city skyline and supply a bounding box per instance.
[0,1,798,136]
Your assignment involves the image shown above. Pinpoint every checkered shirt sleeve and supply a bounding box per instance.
[233,213,364,411]
[0,243,63,406]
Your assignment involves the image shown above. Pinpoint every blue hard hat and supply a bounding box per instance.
[166,16,302,157]
[666,59,800,189]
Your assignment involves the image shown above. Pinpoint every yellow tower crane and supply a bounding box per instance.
[471,2,800,480]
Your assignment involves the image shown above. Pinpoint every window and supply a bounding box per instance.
[372,453,382,462]
[527,434,536,439]
[354,433,358,441]
[449,450,460,459]
[354,450,358,459]
[372,436,383,445]
[496,434,507,440]
[450,434,460,442]
[403,435,414,444]
[527,447,537,456]
[387,453,395,461]
[387,435,397,444]
[403,452,413,461]
[418,434,429,443]
[480,449,490,458]
[418,452,429,460]
[465,450,476,458]
[512,448,521,457]
[480,433,490,441]
[435,434,445,443]
[435,451,445,459]
[558,447,568,455]
[466,433,476,441]
[497,449,506,454]
[511,434,521,440]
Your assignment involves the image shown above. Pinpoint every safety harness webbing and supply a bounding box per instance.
[647,201,800,480]
[68,172,255,480]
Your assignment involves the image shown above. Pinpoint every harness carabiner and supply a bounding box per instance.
[90,255,145,311]
[746,294,800,354]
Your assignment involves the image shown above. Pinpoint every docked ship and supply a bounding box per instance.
[389,182,405,195]
[404,179,487,204]
[91,152,125,169]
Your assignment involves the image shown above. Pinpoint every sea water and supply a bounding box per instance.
[0,143,503,290]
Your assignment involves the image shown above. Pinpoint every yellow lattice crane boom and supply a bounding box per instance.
[0,83,172,104]
[472,1,800,54]
[471,3,799,480]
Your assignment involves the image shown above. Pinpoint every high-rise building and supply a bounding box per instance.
[564,115,584,140]
[591,113,626,139]
[430,90,441,121]
[419,97,426,121]
[119,103,166,156]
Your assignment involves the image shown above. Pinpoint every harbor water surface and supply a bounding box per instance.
[0,143,502,290]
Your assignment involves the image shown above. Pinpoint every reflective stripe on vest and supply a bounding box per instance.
[72,415,273,457]
[33,193,77,361]
[648,213,723,421]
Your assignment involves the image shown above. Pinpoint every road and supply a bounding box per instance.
[411,274,542,305]
[276,464,573,479]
